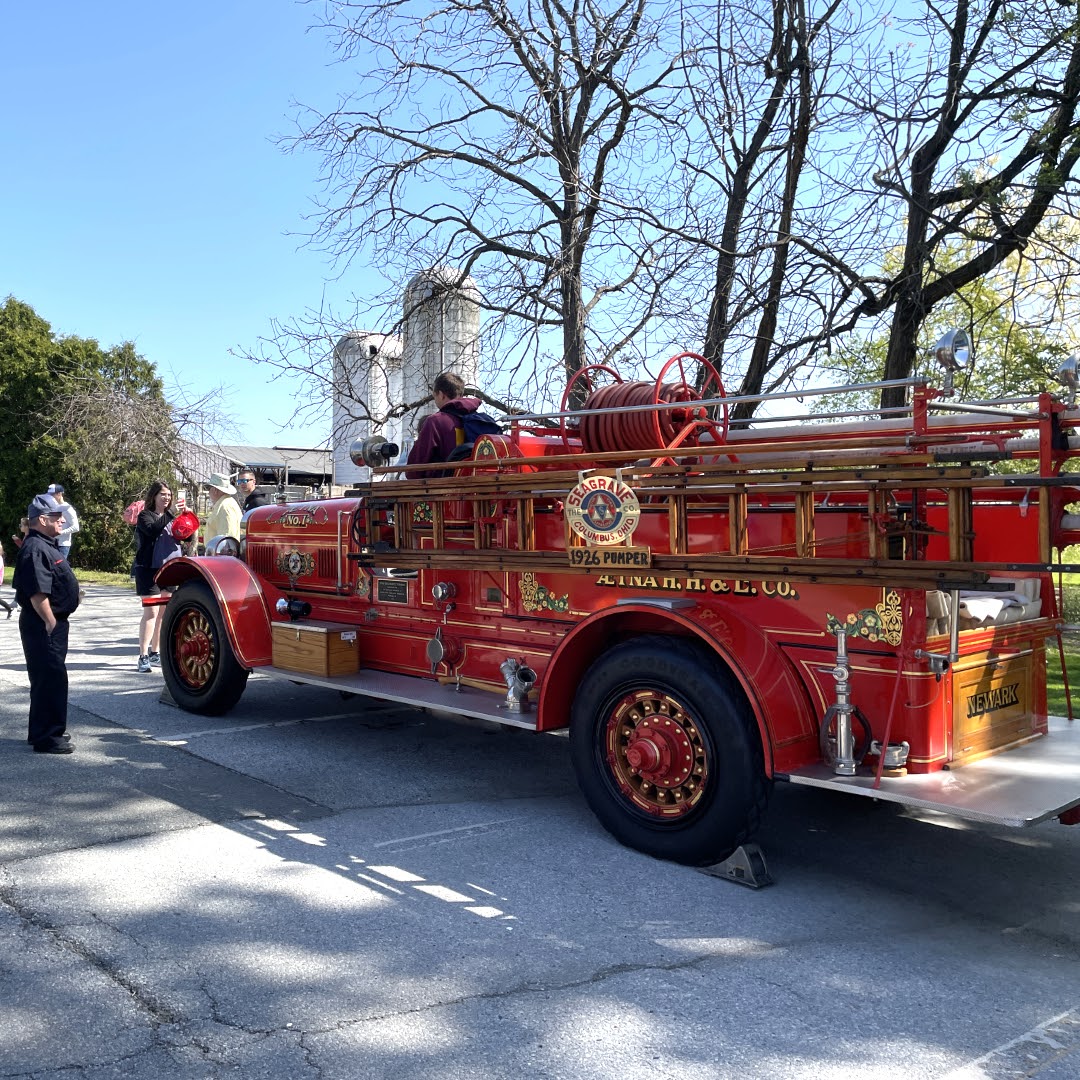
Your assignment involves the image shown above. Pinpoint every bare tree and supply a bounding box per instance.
[48,346,235,490]
[670,0,1080,418]
[825,0,1080,409]
[681,0,848,418]
[277,0,694,413]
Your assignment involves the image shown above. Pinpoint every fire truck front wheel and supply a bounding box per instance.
[570,636,770,866]
[161,580,249,715]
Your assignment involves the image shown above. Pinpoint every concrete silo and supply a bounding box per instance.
[400,267,481,438]
[332,331,403,487]
[332,268,481,485]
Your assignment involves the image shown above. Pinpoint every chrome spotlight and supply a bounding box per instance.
[931,329,971,396]
[933,329,970,372]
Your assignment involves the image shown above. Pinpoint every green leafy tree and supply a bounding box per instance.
[0,297,179,572]
[813,284,1069,418]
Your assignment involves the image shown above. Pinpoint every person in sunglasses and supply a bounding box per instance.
[236,469,267,512]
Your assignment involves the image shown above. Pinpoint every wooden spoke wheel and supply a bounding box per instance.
[161,580,249,715]
[570,635,770,865]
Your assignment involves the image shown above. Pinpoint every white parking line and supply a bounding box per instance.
[941,1007,1080,1078]
[152,713,361,743]
[371,820,513,848]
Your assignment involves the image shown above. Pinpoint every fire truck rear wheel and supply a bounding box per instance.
[570,636,770,866]
[162,580,249,715]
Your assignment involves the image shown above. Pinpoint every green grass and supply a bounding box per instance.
[73,569,135,588]
[3,565,133,589]
[1048,638,1080,717]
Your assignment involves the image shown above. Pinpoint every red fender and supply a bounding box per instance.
[537,603,819,777]
[156,556,277,668]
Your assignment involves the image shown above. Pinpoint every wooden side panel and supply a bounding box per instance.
[951,651,1039,763]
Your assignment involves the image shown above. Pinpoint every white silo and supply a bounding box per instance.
[400,267,482,437]
[332,331,404,487]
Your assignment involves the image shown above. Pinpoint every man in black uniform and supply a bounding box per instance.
[13,494,81,754]
[237,468,267,512]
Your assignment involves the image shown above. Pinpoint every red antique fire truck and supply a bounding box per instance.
[157,338,1080,866]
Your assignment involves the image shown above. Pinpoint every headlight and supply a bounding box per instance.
[205,535,241,557]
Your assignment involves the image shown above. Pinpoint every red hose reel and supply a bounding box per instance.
[559,352,729,454]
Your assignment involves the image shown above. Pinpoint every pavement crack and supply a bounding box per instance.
[0,879,182,1026]
[305,951,721,1034]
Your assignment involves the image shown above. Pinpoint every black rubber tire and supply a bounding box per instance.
[161,580,249,716]
[570,635,771,865]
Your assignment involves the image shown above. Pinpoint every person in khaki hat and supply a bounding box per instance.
[204,472,241,541]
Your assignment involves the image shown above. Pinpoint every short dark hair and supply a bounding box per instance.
[433,371,465,400]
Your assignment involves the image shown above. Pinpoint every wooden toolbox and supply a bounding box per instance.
[271,621,360,677]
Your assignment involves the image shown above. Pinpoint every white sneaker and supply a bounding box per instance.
[137,655,152,673]
[148,650,161,667]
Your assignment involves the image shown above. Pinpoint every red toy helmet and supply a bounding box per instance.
[171,511,200,541]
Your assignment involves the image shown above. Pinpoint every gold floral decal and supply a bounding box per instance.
[413,502,433,524]
[520,572,570,613]
[475,436,500,460]
[826,589,902,646]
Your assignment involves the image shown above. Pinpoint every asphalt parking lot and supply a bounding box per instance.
[1,585,1078,1079]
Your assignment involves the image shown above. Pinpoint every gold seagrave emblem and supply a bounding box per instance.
[827,588,903,646]
[565,473,641,546]
[520,572,569,613]
[276,548,316,581]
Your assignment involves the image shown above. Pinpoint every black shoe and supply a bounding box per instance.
[28,734,71,745]
[33,741,74,754]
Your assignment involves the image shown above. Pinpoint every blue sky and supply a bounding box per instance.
[1,1,364,447]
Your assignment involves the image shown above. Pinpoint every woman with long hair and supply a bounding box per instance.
[133,480,186,673]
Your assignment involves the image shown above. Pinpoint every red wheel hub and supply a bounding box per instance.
[604,690,708,818]
[179,632,211,666]
[173,608,217,690]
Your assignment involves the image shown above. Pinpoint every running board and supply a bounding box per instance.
[779,716,1080,827]
[257,665,541,731]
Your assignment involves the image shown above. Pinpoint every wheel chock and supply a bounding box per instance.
[158,682,178,708]
[698,843,773,888]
